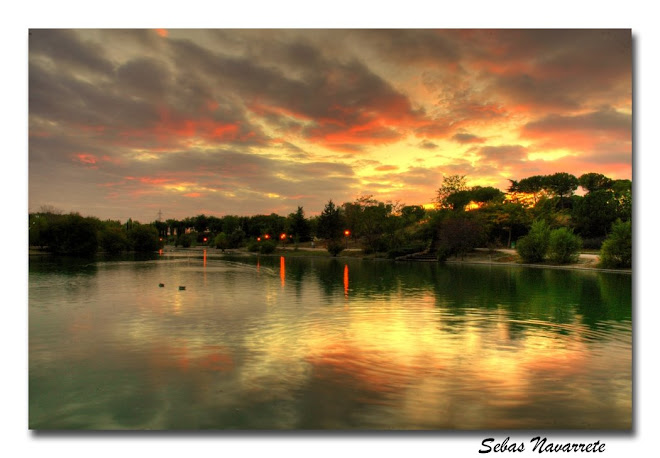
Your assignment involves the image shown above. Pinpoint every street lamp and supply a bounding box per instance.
[344,229,350,248]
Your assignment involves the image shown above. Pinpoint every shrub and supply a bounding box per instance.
[214,232,228,251]
[581,236,606,250]
[260,240,277,254]
[435,216,485,260]
[436,241,451,262]
[98,227,129,254]
[327,239,345,257]
[178,233,193,248]
[47,214,98,256]
[247,241,260,252]
[516,220,550,263]
[600,220,632,268]
[387,241,427,259]
[228,229,246,249]
[548,227,582,264]
[129,224,160,252]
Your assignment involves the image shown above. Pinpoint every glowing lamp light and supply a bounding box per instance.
[264,234,270,240]
[280,233,286,240]
[203,237,208,242]
[257,237,261,242]
[344,230,351,237]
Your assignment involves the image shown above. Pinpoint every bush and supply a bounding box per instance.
[178,233,193,248]
[327,239,345,257]
[548,227,582,264]
[581,236,606,250]
[387,241,427,259]
[214,232,228,251]
[129,224,160,252]
[228,229,246,249]
[99,227,129,254]
[47,214,98,256]
[600,220,632,268]
[435,216,485,260]
[260,240,277,254]
[436,241,451,262]
[247,241,260,252]
[516,220,550,263]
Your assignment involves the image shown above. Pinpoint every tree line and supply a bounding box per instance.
[28,171,632,268]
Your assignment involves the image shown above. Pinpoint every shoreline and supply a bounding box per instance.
[157,245,633,274]
[29,245,632,274]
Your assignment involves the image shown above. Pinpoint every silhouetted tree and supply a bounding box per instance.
[544,172,579,209]
[317,200,343,241]
[579,173,614,193]
[435,174,468,208]
[287,206,311,242]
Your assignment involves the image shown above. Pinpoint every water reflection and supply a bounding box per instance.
[29,255,631,429]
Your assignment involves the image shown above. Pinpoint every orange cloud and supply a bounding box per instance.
[119,110,244,148]
[75,153,97,164]
[520,109,631,152]
[375,165,399,172]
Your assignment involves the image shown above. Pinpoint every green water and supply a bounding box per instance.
[29,252,632,430]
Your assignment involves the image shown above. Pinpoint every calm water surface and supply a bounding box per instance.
[29,252,632,430]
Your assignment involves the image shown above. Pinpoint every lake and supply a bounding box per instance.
[29,251,632,430]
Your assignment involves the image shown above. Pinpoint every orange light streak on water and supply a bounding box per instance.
[280,256,286,287]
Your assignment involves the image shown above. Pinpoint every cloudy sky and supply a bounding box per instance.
[28,29,631,222]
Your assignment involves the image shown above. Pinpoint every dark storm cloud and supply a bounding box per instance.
[29,60,160,129]
[30,53,269,153]
[354,29,460,65]
[29,133,114,165]
[92,148,359,207]
[522,108,631,136]
[116,57,172,98]
[29,29,115,76]
[476,30,631,111]
[97,29,167,54]
[168,36,426,150]
[488,29,630,72]
[491,74,581,110]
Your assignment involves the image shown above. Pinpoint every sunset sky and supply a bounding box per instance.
[28,29,632,222]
